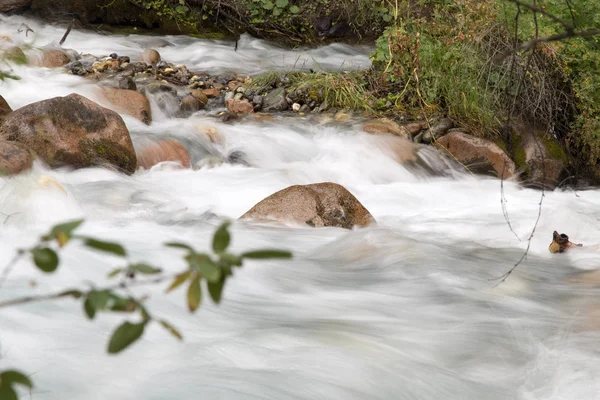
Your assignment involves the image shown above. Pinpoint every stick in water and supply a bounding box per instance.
[59,19,74,46]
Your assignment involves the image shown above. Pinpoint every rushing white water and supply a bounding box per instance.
[2,14,600,400]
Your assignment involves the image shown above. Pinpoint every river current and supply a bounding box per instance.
[1,14,600,400]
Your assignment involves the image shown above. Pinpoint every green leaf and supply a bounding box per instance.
[164,242,194,252]
[109,296,137,313]
[0,370,33,388]
[107,321,145,354]
[83,297,96,319]
[32,248,59,273]
[241,250,292,259]
[273,6,282,16]
[159,319,183,341]
[46,219,84,239]
[187,274,202,312]
[0,385,17,400]
[107,268,123,278]
[220,253,242,267]
[186,254,221,283]
[58,289,83,299]
[212,221,231,253]
[208,277,225,304]
[165,271,191,293]
[275,0,288,7]
[175,4,189,13]
[289,5,300,13]
[84,238,126,256]
[262,0,274,10]
[88,290,111,310]
[130,263,162,275]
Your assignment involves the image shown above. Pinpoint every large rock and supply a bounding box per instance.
[0,141,34,176]
[515,125,566,189]
[435,132,516,179]
[0,0,32,12]
[100,87,152,124]
[0,94,137,174]
[240,182,375,229]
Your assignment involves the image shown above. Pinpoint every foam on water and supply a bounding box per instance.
[1,13,600,400]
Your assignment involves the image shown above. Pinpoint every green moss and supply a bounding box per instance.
[539,131,568,164]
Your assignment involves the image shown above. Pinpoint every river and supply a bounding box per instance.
[1,14,600,400]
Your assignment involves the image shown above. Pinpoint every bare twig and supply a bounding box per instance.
[0,250,25,290]
[59,19,74,46]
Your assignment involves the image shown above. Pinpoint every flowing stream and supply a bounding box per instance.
[1,14,600,400]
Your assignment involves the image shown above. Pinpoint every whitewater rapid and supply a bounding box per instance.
[1,14,600,400]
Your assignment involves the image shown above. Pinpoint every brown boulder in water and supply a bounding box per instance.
[100,87,152,124]
[0,141,34,176]
[137,139,190,169]
[0,93,137,174]
[240,182,375,229]
[41,50,70,68]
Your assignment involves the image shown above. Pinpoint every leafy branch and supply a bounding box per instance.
[0,219,292,399]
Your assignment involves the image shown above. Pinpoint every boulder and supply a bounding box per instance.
[136,139,190,169]
[100,87,152,124]
[0,0,32,12]
[225,98,254,114]
[0,95,12,118]
[263,87,288,111]
[435,132,516,179]
[363,118,408,138]
[142,49,161,65]
[0,141,34,176]
[240,182,375,229]
[41,50,71,68]
[0,93,137,174]
[516,125,567,189]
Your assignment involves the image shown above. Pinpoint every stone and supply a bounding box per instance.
[0,95,12,118]
[240,182,375,229]
[403,121,427,136]
[371,135,419,164]
[263,87,288,111]
[0,0,31,12]
[0,93,137,174]
[549,231,582,253]
[41,50,70,68]
[0,141,34,176]
[137,139,190,169]
[202,88,221,98]
[516,124,567,189]
[100,87,152,124]
[292,103,301,112]
[226,99,254,114]
[227,80,242,91]
[363,118,408,138]
[144,82,177,95]
[416,117,454,143]
[181,95,202,112]
[118,77,137,91]
[3,46,27,64]
[190,90,208,107]
[142,49,161,65]
[435,132,516,180]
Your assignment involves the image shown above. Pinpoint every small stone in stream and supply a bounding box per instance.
[68,61,88,76]
[219,111,240,122]
[549,231,582,253]
[227,81,242,91]
[212,82,225,90]
[142,48,161,65]
[252,95,263,107]
[181,95,202,113]
[299,104,311,113]
[226,99,254,114]
[263,87,288,111]
[224,92,235,101]
[228,150,250,166]
[118,77,137,91]
[292,103,301,112]
[110,53,118,59]
[285,96,293,105]
[145,82,177,95]
[202,88,221,98]
[118,56,130,64]
[236,87,245,94]
[156,60,169,69]
[190,90,208,107]
[234,93,243,100]
[42,49,71,68]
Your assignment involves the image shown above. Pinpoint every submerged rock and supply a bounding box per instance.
[142,49,161,65]
[435,131,516,180]
[0,141,34,176]
[363,118,409,138]
[100,87,152,124]
[0,93,137,174]
[41,49,71,68]
[136,139,190,170]
[240,182,375,229]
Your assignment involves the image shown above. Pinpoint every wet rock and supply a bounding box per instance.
[227,80,242,91]
[435,132,516,179]
[41,49,70,68]
[227,150,250,166]
[263,87,288,111]
[118,77,137,91]
[109,53,118,59]
[226,99,254,114]
[202,88,221,98]
[252,95,263,107]
[0,95,12,119]
[181,95,202,113]
[190,90,208,107]
[0,93,136,174]
[0,0,31,13]
[3,46,27,64]
[67,61,89,76]
[292,103,301,112]
[144,81,177,95]
[416,117,454,143]
[371,135,419,164]
[224,91,235,102]
[142,49,161,65]
[403,121,427,137]
[363,118,409,138]
[0,141,34,176]
[549,230,582,253]
[101,87,152,124]
[137,139,190,169]
[118,56,130,64]
[299,104,311,113]
[240,182,375,229]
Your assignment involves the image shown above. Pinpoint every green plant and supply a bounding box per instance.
[0,219,292,399]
